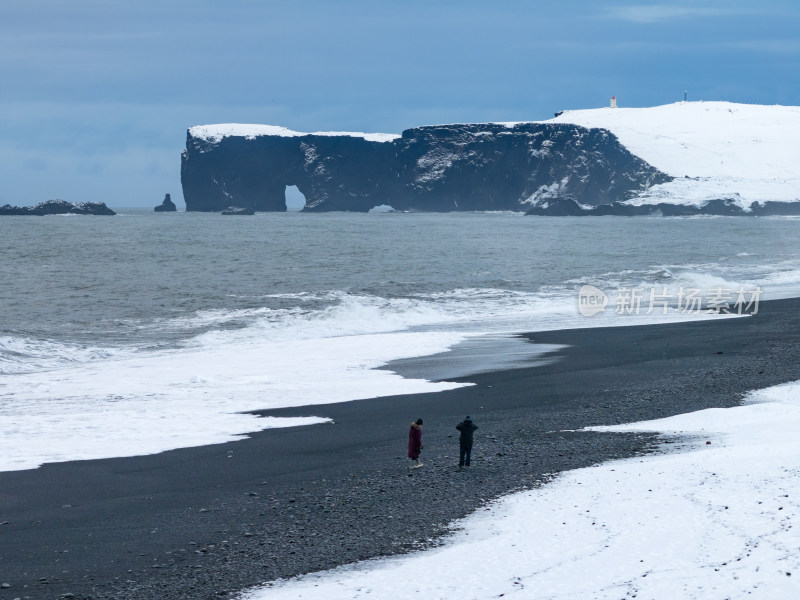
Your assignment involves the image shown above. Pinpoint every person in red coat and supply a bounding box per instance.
[408,418,423,468]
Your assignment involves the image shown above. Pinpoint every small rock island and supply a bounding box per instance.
[221,206,255,215]
[154,193,178,212]
[0,200,116,216]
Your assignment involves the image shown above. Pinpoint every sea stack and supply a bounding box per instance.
[154,193,177,212]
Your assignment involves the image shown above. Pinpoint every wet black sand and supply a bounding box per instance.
[2,298,800,599]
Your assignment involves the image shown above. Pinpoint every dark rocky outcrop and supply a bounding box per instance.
[154,193,177,212]
[0,199,115,216]
[181,123,670,212]
[526,197,800,217]
[751,201,800,216]
[221,206,255,215]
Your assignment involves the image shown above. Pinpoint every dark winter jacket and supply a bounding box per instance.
[408,422,422,459]
[456,420,478,448]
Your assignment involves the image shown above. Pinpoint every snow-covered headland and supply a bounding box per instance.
[241,379,800,600]
[183,101,799,213]
[181,117,663,212]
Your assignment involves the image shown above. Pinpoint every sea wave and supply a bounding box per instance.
[6,251,800,378]
[0,336,129,375]
[4,252,800,471]
[0,326,470,471]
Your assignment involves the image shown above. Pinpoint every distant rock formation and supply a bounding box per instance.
[221,206,255,215]
[0,200,116,216]
[753,201,800,216]
[154,193,177,212]
[525,197,800,217]
[181,123,670,212]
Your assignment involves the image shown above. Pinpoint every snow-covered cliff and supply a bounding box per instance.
[180,122,667,212]
[180,102,799,213]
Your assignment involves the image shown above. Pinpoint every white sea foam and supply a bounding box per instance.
[4,247,799,473]
[0,285,740,472]
[0,336,130,375]
[0,329,469,471]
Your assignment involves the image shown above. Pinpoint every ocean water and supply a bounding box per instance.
[2,210,800,471]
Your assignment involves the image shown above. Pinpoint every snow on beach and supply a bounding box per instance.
[545,101,800,207]
[240,380,800,600]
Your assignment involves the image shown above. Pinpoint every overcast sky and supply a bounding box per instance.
[2,0,798,208]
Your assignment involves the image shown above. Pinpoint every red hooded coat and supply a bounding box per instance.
[408,422,422,459]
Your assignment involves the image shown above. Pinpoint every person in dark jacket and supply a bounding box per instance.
[408,418,423,468]
[456,416,478,468]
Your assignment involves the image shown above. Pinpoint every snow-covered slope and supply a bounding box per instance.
[542,101,800,207]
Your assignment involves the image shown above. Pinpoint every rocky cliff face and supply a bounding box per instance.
[181,123,670,212]
[526,197,800,217]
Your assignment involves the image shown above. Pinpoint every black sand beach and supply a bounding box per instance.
[2,298,800,600]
